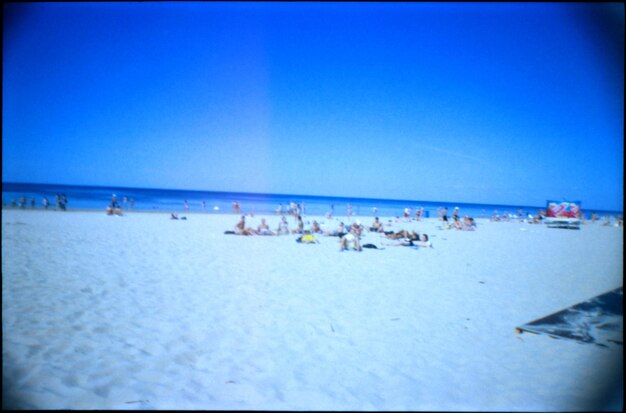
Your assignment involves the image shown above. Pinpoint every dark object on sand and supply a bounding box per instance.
[516,287,623,348]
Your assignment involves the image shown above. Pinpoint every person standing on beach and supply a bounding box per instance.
[42,197,49,209]
[293,215,304,234]
[347,204,352,221]
[184,200,189,212]
[30,197,36,208]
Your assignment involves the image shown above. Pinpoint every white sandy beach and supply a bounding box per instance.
[2,209,623,410]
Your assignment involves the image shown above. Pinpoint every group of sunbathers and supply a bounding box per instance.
[230,215,433,251]
[437,207,477,230]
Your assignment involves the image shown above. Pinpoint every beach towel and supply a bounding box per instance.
[296,234,318,244]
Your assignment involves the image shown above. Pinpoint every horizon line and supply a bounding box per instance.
[2,181,621,213]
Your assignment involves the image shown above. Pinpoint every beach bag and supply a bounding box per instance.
[362,243,379,249]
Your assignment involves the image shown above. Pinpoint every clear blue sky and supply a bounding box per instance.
[3,2,624,210]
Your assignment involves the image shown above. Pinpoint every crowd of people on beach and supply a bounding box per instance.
[218,201,624,252]
[226,211,435,252]
[3,193,622,229]
[3,194,69,211]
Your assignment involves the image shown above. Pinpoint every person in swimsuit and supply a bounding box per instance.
[276,216,290,235]
[414,234,433,248]
[370,217,385,233]
[235,216,255,235]
[311,220,322,233]
[340,224,362,251]
[385,232,433,248]
[256,218,274,235]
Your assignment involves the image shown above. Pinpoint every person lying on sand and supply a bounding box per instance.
[462,216,476,230]
[454,216,476,230]
[256,218,275,235]
[235,216,256,235]
[384,233,432,248]
[385,229,413,240]
[325,222,347,237]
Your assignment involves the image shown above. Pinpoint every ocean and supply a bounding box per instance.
[1,182,621,219]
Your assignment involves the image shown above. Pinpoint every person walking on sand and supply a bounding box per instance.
[42,197,49,209]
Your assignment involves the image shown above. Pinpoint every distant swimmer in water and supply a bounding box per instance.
[369,216,385,233]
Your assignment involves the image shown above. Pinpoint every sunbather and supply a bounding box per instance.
[340,225,362,251]
[369,217,385,233]
[311,220,322,233]
[256,218,275,235]
[325,222,347,237]
[235,216,256,235]
[276,216,290,235]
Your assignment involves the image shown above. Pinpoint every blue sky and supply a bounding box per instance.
[3,2,624,210]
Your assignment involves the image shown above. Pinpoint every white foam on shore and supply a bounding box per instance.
[2,210,623,410]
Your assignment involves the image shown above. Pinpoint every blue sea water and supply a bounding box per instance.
[2,182,622,219]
